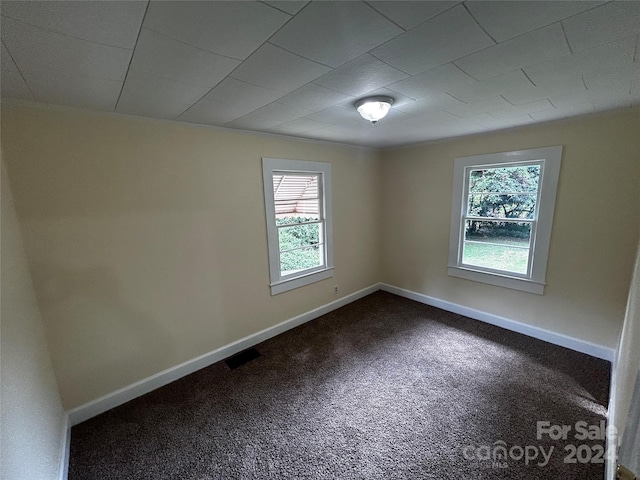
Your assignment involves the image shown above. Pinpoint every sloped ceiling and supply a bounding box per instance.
[1,1,639,148]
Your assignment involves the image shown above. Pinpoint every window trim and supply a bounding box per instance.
[262,158,333,295]
[447,146,562,294]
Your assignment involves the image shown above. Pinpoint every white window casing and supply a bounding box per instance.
[448,146,563,294]
[262,158,334,295]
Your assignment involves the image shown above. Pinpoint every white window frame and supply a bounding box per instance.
[262,158,334,295]
[448,146,562,295]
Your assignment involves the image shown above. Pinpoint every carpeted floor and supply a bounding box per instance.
[69,292,610,479]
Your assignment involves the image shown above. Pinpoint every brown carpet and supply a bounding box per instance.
[69,291,610,479]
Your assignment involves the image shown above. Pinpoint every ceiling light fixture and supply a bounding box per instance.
[355,96,394,126]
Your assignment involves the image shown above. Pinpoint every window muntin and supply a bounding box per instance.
[263,158,333,295]
[448,146,562,295]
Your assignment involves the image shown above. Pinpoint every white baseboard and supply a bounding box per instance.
[67,283,381,425]
[59,413,70,480]
[68,282,615,426]
[380,283,616,362]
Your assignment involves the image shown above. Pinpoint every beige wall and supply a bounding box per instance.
[1,158,67,480]
[1,104,381,409]
[3,102,638,414]
[380,109,640,350]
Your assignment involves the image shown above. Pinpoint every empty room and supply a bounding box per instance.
[1,1,640,479]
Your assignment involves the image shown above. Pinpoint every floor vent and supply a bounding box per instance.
[225,348,261,370]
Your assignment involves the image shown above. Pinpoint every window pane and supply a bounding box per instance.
[280,245,323,275]
[468,193,537,219]
[273,174,320,222]
[469,165,540,194]
[278,223,320,251]
[463,220,531,274]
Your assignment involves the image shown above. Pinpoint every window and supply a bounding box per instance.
[448,146,562,294]
[262,158,333,295]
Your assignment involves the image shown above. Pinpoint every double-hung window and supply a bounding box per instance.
[448,146,562,294]
[262,158,333,295]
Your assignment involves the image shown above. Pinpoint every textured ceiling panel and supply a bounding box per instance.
[0,42,32,100]
[488,99,555,119]
[0,0,146,48]
[548,91,591,109]
[143,1,289,59]
[26,72,122,111]
[200,78,282,113]
[1,0,638,148]
[116,68,210,119]
[276,84,354,112]
[562,1,640,53]
[270,1,402,68]
[267,118,330,136]
[444,69,535,103]
[530,102,595,122]
[523,36,636,85]
[455,23,570,80]
[360,88,415,110]
[131,29,241,88]
[314,54,408,97]
[225,114,286,131]
[465,1,604,42]
[443,96,513,117]
[501,77,587,106]
[367,1,457,31]
[393,94,465,116]
[371,4,495,75]
[303,105,357,125]
[230,43,330,93]
[1,16,132,82]
[386,63,477,100]
[263,1,308,16]
[178,97,257,126]
[250,102,316,123]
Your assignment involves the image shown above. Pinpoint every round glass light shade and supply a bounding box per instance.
[355,96,394,124]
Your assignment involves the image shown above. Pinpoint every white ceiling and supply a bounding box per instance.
[1,1,639,148]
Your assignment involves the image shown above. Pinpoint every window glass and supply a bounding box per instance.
[463,220,532,274]
[273,173,324,277]
[463,164,540,275]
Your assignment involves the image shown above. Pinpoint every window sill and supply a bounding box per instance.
[447,266,545,295]
[270,267,334,295]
